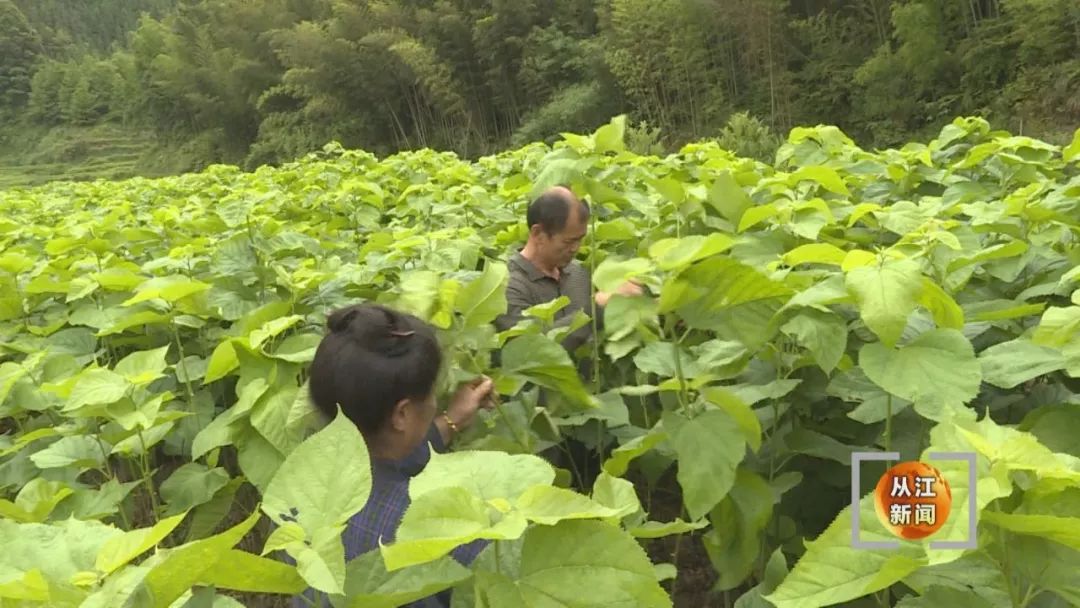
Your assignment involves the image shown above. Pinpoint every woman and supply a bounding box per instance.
[299,302,496,607]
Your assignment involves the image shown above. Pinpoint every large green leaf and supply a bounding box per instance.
[978,338,1066,389]
[0,518,121,603]
[29,435,107,470]
[159,463,230,515]
[499,334,598,408]
[457,262,509,328]
[409,450,555,504]
[514,485,624,525]
[663,409,746,521]
[132,508,262,607]
[780,309,847,373]
[197,549,306,594]
[262,410,372,536]
[96,512,188,575]
[845,257,924,347]
[381,486,528,571]
[342,549,472,608]
[65,368,131,410]
[703,467,774,590]
[859,329,982,420]
[471,519,672,608]
[114,346,171,386]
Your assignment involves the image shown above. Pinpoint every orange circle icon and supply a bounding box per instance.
[873,461,952,540]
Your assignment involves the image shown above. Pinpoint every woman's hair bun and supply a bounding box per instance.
[325,304,418,358]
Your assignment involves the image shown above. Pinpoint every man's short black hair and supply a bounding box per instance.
[526,185,590,235]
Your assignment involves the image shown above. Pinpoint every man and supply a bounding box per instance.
[494,185,642,361]
[494,185,642,489]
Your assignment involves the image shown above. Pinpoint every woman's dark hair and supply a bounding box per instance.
[307,303,442,434]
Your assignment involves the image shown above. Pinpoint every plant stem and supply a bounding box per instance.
[95,434,114,481]
[993,503,1019,606]
[669,326,690,414]
[884,393,893,454]
[588,206,600,393]
[172,324,197,406]
[137,430,160,523]
[1018,585,1040,608]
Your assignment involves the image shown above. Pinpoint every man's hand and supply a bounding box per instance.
[444,375,496,432]
[595,280,645,307]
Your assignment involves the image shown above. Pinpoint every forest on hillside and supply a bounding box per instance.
[0,0,1078,173]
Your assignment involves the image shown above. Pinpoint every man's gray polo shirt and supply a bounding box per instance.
[494,251,603,356]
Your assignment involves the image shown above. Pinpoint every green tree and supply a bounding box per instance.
[0,0,43,112]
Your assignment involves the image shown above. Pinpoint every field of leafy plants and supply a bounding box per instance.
[0,115,1079,608]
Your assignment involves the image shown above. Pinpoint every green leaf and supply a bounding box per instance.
[382,486,528,571]
[471,519,672,608]
[593,114,627,154]
[515,485,623,525]
[342,549,472,608]
[790,165,849,195]
[202,339,239,384]
[0,518,121,601]
[133,508,261,608]
[500,334,597,408]
[593,257,654,293]
[160,464,230,516]
[29,435,107,470]
[114,346,171,386]
[663,409,746,521]
[780,309,847,373]
[859,329,982,419]
[409,450,555,504]
[66,368,131,410]
[978,338,1065,389]
[703,467,774,590]
[629,518,708,539]
[591,472,643,521]
[457,261,508,328]
[783,428,855,465]
[191,377,268,460]
[845,257,924,346]
[196,550,306,594]
[269,333,320,363]
[123,275,212,306]
[782,243,847,267]
[918,278,964,330]
[647,234,734,271]
[262,410,372,536]
[708,170,753,224]
[946,239,1028,273]
[0,569,49,601]
[96,512,188,575]
[661,258,792,347]
[602,428,668,477]
[894,586,995,608]
[702,387,762,452]
[250,383,303,456]
[1033,306,1080,348]
[981,510,1080,552]
[734,547,788,608]
[1064,128,1080,162]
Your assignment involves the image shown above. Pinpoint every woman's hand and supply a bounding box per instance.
[444,375,496,433]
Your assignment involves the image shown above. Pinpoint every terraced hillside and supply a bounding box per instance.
[0,125,157,190]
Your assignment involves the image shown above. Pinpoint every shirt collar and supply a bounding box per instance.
[512,250,565,282]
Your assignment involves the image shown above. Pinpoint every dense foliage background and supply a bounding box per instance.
[0,115,1078,607]
[0,0,1077,185]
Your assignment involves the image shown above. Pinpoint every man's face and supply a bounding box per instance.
[539,206,587,268]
